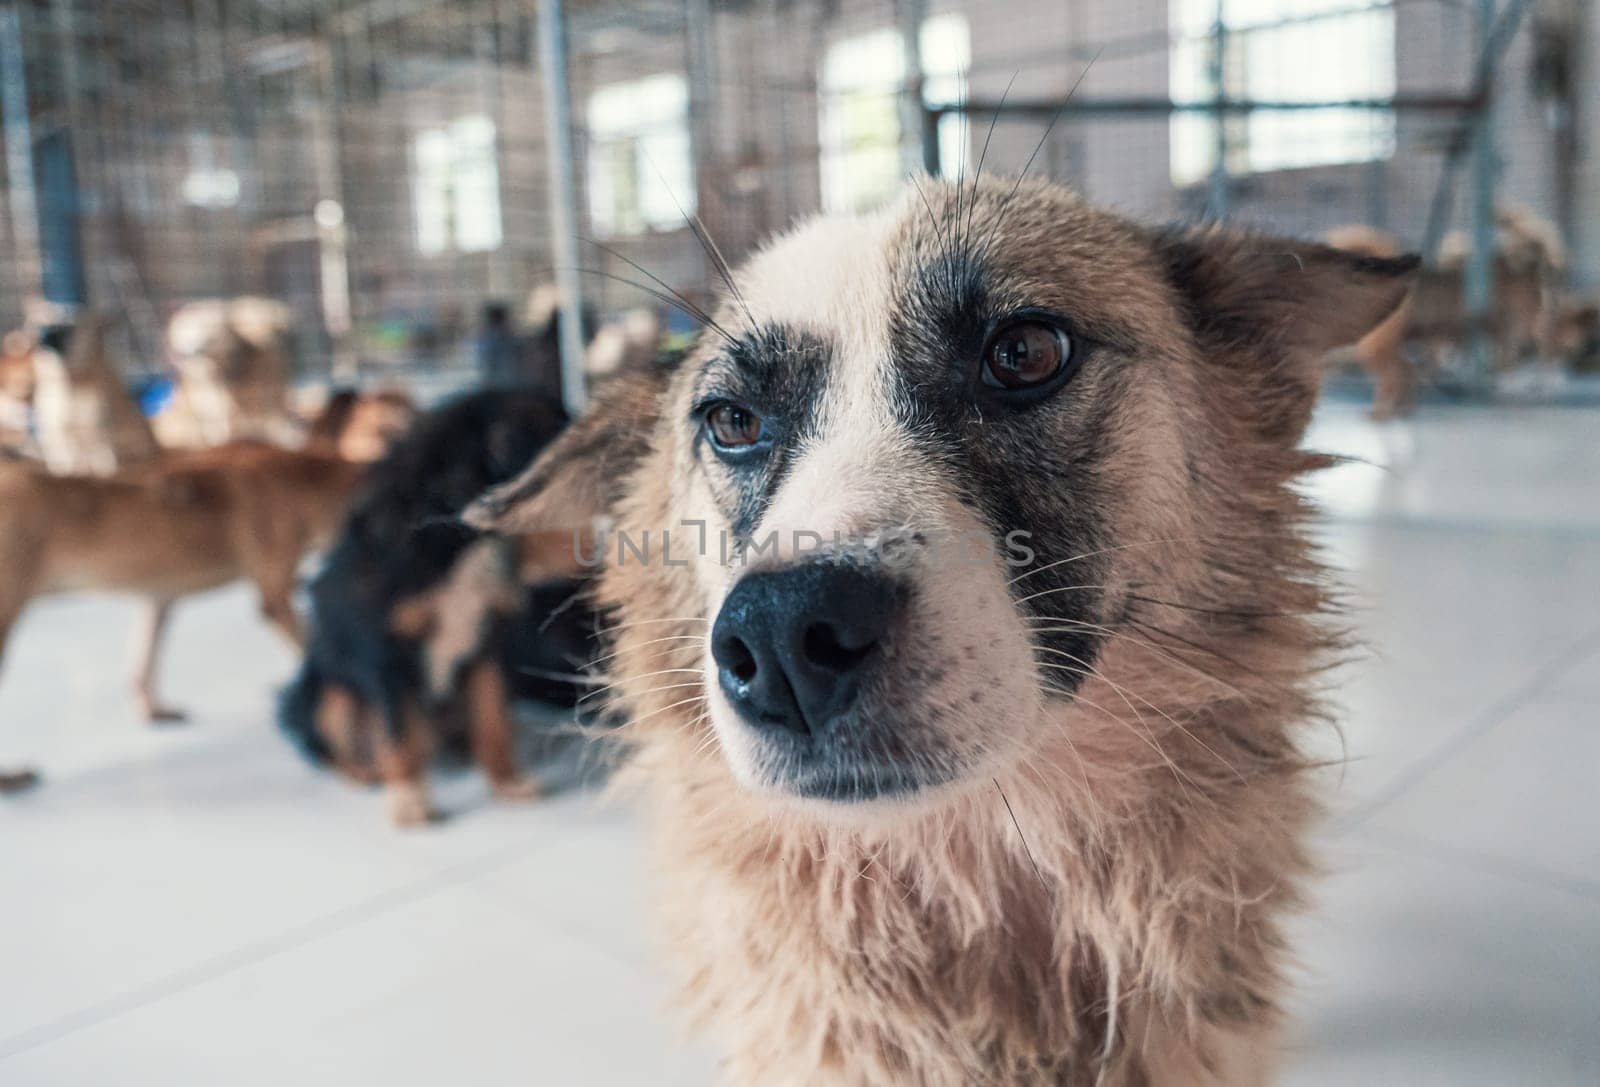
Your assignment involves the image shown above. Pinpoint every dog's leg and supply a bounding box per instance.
[132,598,187,723]
[315,683,379,785]
[0,573,43,790]
[258,583,305,649]
[0,768,41,794]
[464,659,539,802]
[375,692,438,827]
[242,537,307,649]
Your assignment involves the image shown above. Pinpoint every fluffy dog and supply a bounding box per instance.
[278,390,589,826]
[474,176,1414,1084]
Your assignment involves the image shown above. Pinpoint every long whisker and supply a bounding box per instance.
[584,632,706,671]
[639,148,757,331]
[976,50,1101,263]
[579,237,731,339]
[1042,682,1201,800]
[608,693,709,733]
[1008,535,1238,586]
[1126,617,1293,692]
[568,266,735,345]
[1028,618,1256,703]
[994,778,1049,894]
[1012,583,1110,607]
[1127,593,1312,621]
[577,678,701,709]
[1036,648,1243,781]
[963,70,1018,247]
[906,169,943,238]
[590,616,711,640]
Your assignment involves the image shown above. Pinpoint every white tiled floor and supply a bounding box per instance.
[2,400,1596,1085]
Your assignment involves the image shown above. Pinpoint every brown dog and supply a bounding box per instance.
[300,387,418,463]
[474,176,1413,1083]
[1325,207,1566,417]
[0,442,367,789]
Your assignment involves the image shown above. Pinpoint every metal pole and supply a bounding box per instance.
[537,0,587,416]
[684,0,716,236]
[899,0,930,177]
[50,0,87,305]
[1206,1,1230,219]
[316,36,356,381]
[0,4,41,302]
[1464,0,1500,391]
[1577,0,1600,288]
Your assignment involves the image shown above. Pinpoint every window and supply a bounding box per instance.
[412,115,503,254]
[587,73,694,237]
[819,14,970,214]
[1169,0,1396,185]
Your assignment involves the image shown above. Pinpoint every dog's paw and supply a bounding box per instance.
[0,768,41,795]
[142,704,190,726]
[492,775,542,803]
[386,784,442,828]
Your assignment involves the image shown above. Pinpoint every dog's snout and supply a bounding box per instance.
[711,564,902,738]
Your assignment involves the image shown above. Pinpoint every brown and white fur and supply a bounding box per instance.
[155,297,298,449]
[0,441,366,789]
[474,176,1414,1084]
[30,317,162,474]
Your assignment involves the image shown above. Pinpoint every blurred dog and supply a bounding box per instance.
[1325,206,1567,417]
[475,176,1413,1083]
[155,297,298,448]
[585,308,664,379]
[29,317,161,473]
[301,387,418,463]
[0,440,369,791]
[278,390,590,826]
[0,330,35,458]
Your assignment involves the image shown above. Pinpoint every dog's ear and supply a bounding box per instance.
[464,356,676,537]
[1152,226,1418,441]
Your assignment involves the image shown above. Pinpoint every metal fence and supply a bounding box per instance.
[1,0,1592,397]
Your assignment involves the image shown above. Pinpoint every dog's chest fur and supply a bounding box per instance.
[633,720,1299,1087]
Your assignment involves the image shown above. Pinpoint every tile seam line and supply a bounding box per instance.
[1337,622,1600,832]
[1363,826,1600,904]
[0,829,569,1063]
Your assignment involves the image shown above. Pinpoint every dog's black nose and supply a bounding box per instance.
[711,564,901,737]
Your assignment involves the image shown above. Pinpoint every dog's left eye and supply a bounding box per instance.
[981,321,1072,390]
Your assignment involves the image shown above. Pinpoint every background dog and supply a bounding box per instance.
[476,176,1414,1084]
[29,317,161,474]
[0,439,369,791]
[156,296,299,448]
[278,389,591,826]
[1325,206,1574,417]
[300,387,418,463]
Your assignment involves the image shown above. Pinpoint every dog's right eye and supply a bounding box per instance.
[704,402,764,451]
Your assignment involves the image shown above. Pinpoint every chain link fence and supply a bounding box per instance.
[1,0,1594,395]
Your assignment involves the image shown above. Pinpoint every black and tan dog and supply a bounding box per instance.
[278,390,591,826]
[475,176,1414,1083]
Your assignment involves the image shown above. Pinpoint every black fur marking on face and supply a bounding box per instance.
[884,248,1121,692]
[691,325,831,546]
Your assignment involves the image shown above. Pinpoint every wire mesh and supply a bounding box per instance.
[0,0,1591,390]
